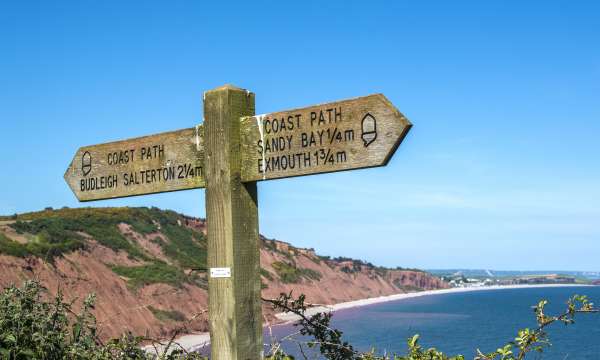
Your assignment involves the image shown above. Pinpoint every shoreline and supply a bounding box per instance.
[149,283,594,353]
[273,283,593,323]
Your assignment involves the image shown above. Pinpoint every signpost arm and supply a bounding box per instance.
[204,85,263,360]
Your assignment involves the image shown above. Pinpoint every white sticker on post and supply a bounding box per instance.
[210,267,231,278]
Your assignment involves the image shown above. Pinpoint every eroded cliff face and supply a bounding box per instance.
[260,241,447,305]
[0,208,447,341]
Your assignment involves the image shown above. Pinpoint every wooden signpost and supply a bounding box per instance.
[64,127,205,201]
[64,85,412,360]
[241,93,411,182]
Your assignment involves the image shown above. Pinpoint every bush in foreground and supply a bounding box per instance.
[0,280,204,359]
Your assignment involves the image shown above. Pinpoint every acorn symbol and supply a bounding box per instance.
[361,113,377,147]
[81,151,92,176]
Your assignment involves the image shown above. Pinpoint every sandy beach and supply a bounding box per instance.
[273,283,593,322]
[147,283,593,354]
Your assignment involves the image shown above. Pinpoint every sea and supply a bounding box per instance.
[266,286,600,359]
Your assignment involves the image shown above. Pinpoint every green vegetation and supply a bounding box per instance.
[340,266,353,274]
[0,280,206,359]
[111,261,187,289]
[272,261,300,283]
[148,306,186,323]
[0,207,209,290]
[272,261,322,283]
[0,226,84,263]
[136,207,207,269]
[0,232,30,258]
[393,266,425,273]
[159,223,206,269]
[302,268,322,281]
[150,236,165,246]
[260,268,274,281]
[7,208,159,261]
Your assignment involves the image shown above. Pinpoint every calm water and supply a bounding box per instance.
[268,286,600,359]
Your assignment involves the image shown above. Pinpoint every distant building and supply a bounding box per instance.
[511,274,575,285]
[445,273,577,288]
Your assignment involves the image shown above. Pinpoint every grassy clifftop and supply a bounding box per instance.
[1,207,207,288]
[0,207,429,288]
[0,207,448,339]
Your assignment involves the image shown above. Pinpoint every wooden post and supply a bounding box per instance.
[204,85,263,360]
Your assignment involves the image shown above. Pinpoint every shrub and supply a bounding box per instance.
[272,261,301,283]
[0,280,207,359]
[148,306,187,323]
[300,267,322,281]
[261,268,274,281]
[111,261,187,289]
[0,233,29,258]
[0,225,85,263]
[272,261,322,283]
[158,224,207,269]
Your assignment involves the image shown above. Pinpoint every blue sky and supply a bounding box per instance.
[1,1,598,271]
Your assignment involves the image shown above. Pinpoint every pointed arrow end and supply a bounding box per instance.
[375,94,413,166]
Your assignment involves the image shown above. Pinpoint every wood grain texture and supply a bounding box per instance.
[64,94,411,203]
[64,127,204,201]
[240,94,412,182]
[204,85,262,360]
